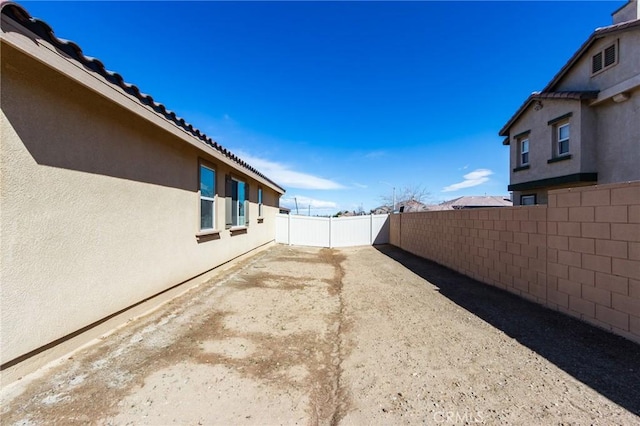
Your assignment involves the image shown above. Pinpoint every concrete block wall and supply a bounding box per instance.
[389,181,640,344]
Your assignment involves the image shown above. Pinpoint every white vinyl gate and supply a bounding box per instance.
[275,214,389,248]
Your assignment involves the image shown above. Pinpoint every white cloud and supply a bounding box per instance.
[281,196,337,210]
[365,150,386,159]
[237,152,344,190]
[352,182,368,189]
[442,169,493,192]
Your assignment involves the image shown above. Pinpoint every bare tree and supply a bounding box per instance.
[379,185,431,208]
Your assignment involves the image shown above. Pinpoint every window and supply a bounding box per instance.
[225,175,249,228]
[558,123,570,155]
[592,42,617,75]
[520,138,529,165]
[233,179,246,226]
[547,113,572,162]
[521,195,536,206]
[199,164,215,231]
[258,187,263,217]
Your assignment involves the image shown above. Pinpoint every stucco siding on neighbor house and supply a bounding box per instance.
[554,32,640,93]
[509,100,586,183]
[614,0,640,24]
[1,12,282,376]
[595,94,640,184]
[579,101,598,173]
[503,3,639,206]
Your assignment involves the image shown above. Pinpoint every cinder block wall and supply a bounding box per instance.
[389,181,640,343]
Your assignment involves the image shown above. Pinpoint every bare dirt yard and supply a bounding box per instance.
[2,244,639,425]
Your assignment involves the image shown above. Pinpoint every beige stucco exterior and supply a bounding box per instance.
[1,9,283,381]
[613,0,640,24]
[502,4,640,206]
[508,99,599,205]
[555,32,640,92]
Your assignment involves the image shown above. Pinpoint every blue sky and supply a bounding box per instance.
[22,1,623,214]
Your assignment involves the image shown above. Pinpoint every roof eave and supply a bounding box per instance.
[499,91,599,138]
[500,19,640,139]
[542,19,640,93]
[0,1,286,195]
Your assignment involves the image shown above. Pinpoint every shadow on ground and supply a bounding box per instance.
[375,244,640,416]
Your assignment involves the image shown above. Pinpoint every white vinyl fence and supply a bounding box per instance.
[275,214,390,248]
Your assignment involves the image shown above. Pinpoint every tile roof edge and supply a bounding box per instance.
[0,1,286,194]
[498,91,600,137]
[499,18,640,138]
[541,18,640,93]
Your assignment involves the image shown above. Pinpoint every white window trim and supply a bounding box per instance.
[232,177,247,227]
[258,187,264,218]
[199,164,216,232]
[520,138,529,166]
[557,123,570,156]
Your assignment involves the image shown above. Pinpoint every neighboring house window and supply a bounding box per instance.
[199,164,216,231]
[521,195,536,205]
[258,187,263,217]
[557,123,570,155]
[592,42,617,75]
[520,138,529,166]
[225,175,249,228]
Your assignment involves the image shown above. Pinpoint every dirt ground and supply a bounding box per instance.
[2,244,639,425]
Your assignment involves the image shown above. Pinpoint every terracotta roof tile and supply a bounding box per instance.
[0,1,285,193]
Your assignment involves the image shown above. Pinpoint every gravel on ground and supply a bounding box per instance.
[2,244,639,425]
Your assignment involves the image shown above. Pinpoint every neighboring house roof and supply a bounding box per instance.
[372,197,512,213]
[397,199,429,213]
[499,17,640,138]
[542,18,640,93]
[370,199,428,214]
[396,200,427,213]
[499,91,599,140]
[0,1,285,194]
[371,205,395,215]
[427,196,512,210]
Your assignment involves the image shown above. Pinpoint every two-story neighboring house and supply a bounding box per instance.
[500,0,640,205]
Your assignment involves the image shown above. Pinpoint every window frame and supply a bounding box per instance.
[557,123,570,156]
[258,187,264,218]
[232,177,246,227]
[226,175,250,229]
[520,138,529,166]
[520,194,536,206]
[591,41,618,76]
[198,161,217,233]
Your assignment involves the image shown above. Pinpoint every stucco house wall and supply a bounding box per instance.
[594,92,640,185]
[557,30,640,186]
[555,31,640,92]
[614,0,640,23]
[508,99,595,205]
[501,3,640,206]
[509,100,584,184]
[1,4,283,381]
